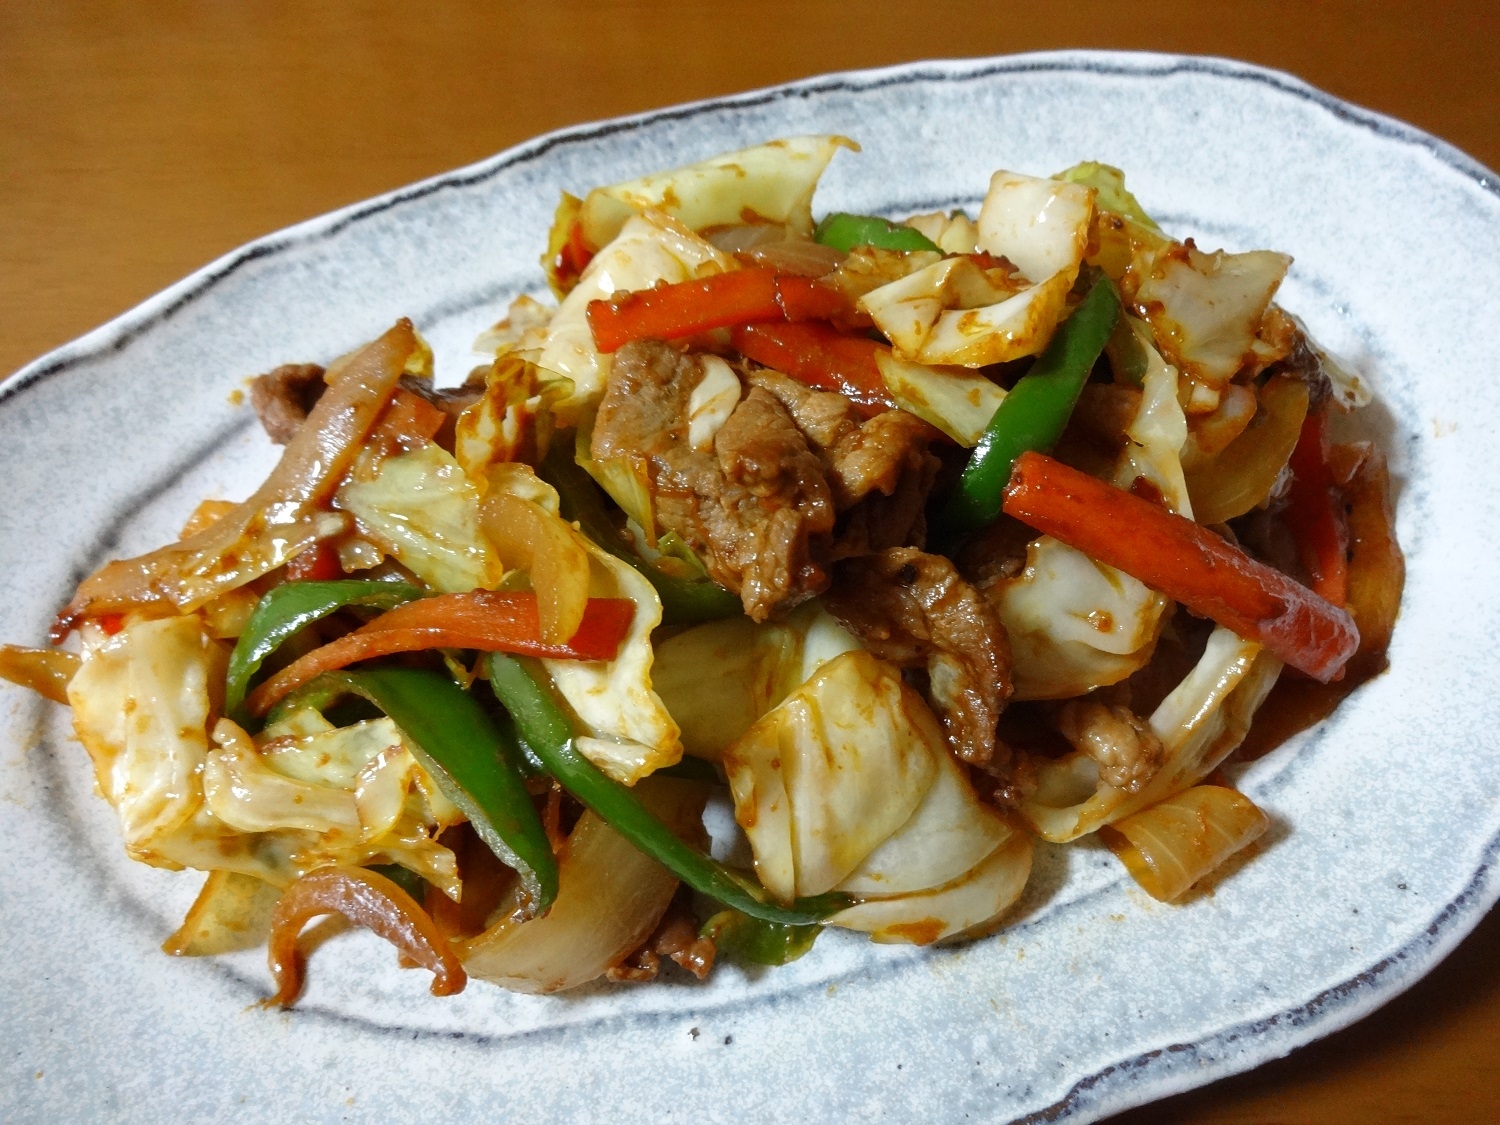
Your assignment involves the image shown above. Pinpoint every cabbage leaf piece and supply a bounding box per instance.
[988,535,1170,700]
[902,209,980,255]
[335,442,500,593]
[652,601,860,761]
[534,212,735,424]
[454,351,573,490]
[874,352,1007,446]
[721,650,941,902]
[566,135,858,258]
[835,744,1013,899]
[66,616,462,893]
[1134,242,1291,392]
[977,169,1095,286]
[1021,626,1283,843]
[1112,322,1192,517]
[1055,162,1165,236]
[482,465,682,784]
[67,615,227,858]
[828,829,1032,944]
[860,254,1071,369]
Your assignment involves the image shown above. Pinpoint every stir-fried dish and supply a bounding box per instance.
[0,137,1404,1002]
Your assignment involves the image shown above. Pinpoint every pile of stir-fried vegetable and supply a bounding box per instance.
[0,137,1405,1003]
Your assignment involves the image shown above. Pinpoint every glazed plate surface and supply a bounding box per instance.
[2,51,1497,1123]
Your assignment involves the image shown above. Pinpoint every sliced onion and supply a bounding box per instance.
[743,239,847,278]
[55,320,417,637]
[457,777,705,993]
[480,491,592,645]
[266,864,465,1006]
[1184,375,1309,525]
[0,644,79,704]
[1100,785,1269,901]
[704,223,792,253]
[162,870,282,956]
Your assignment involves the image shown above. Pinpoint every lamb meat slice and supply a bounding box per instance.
[747,370,939,511]
[593,341,835,621]
[591,339,698,465]
[747,369,939,560]
[824,547,1013,767]
[250,363,326,445]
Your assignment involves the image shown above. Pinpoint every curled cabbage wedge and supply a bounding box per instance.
[561,135,858,265]
[1022,627,1282,843]
[716,648,1031,941]
[68,615,461,892]
[485,465,683,784]
[1101,785,1270,902]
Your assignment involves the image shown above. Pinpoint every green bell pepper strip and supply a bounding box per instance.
[699,908,821,966]
[813,212,941,254]
[274,667,559,915]
[485,653,851,925]
[224,579,422,725]
[939,274,1122,537]
[541,445,741,626]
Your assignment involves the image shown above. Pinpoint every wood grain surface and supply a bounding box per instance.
[3,2,1497,1121]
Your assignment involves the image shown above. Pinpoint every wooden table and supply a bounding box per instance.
[3,3,1496,1120]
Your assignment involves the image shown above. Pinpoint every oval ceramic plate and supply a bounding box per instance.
[1,50,1497,1124]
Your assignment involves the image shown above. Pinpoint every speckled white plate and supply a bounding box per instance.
[2,50,1497,1124]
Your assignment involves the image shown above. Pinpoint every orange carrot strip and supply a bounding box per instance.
[586,268,850,353]
[772,274,851,322]
[588,269,779,352]
[246,591,633,716]
[1001,451,1359,682]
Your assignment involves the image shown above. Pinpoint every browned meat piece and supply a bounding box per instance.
[656,387,836,620]
[591,340,698,464]
[1054,699,1164,793]
[748,370,939,511]
[250,363,325,444]
[593,342,942,620]
[604,890,716,982]
[748,369,939,558]
[1259,309,1334,412]
[594,341,835,620]
[955,514,1035,589]
[823,548,1013,767]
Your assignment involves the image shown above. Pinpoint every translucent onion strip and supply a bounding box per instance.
[458,777,705,994]
[1100,785,1270,902]
[266,865,466,1007]
[54,320,417,636]
[0,644,79,704]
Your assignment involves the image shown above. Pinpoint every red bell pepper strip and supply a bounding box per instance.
[586,267,848,353]
[284,541,344,582]
[728,321,899,417]
[1282,409,1349,607]
[245,591,633,717]
[1001,451,1359,683]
